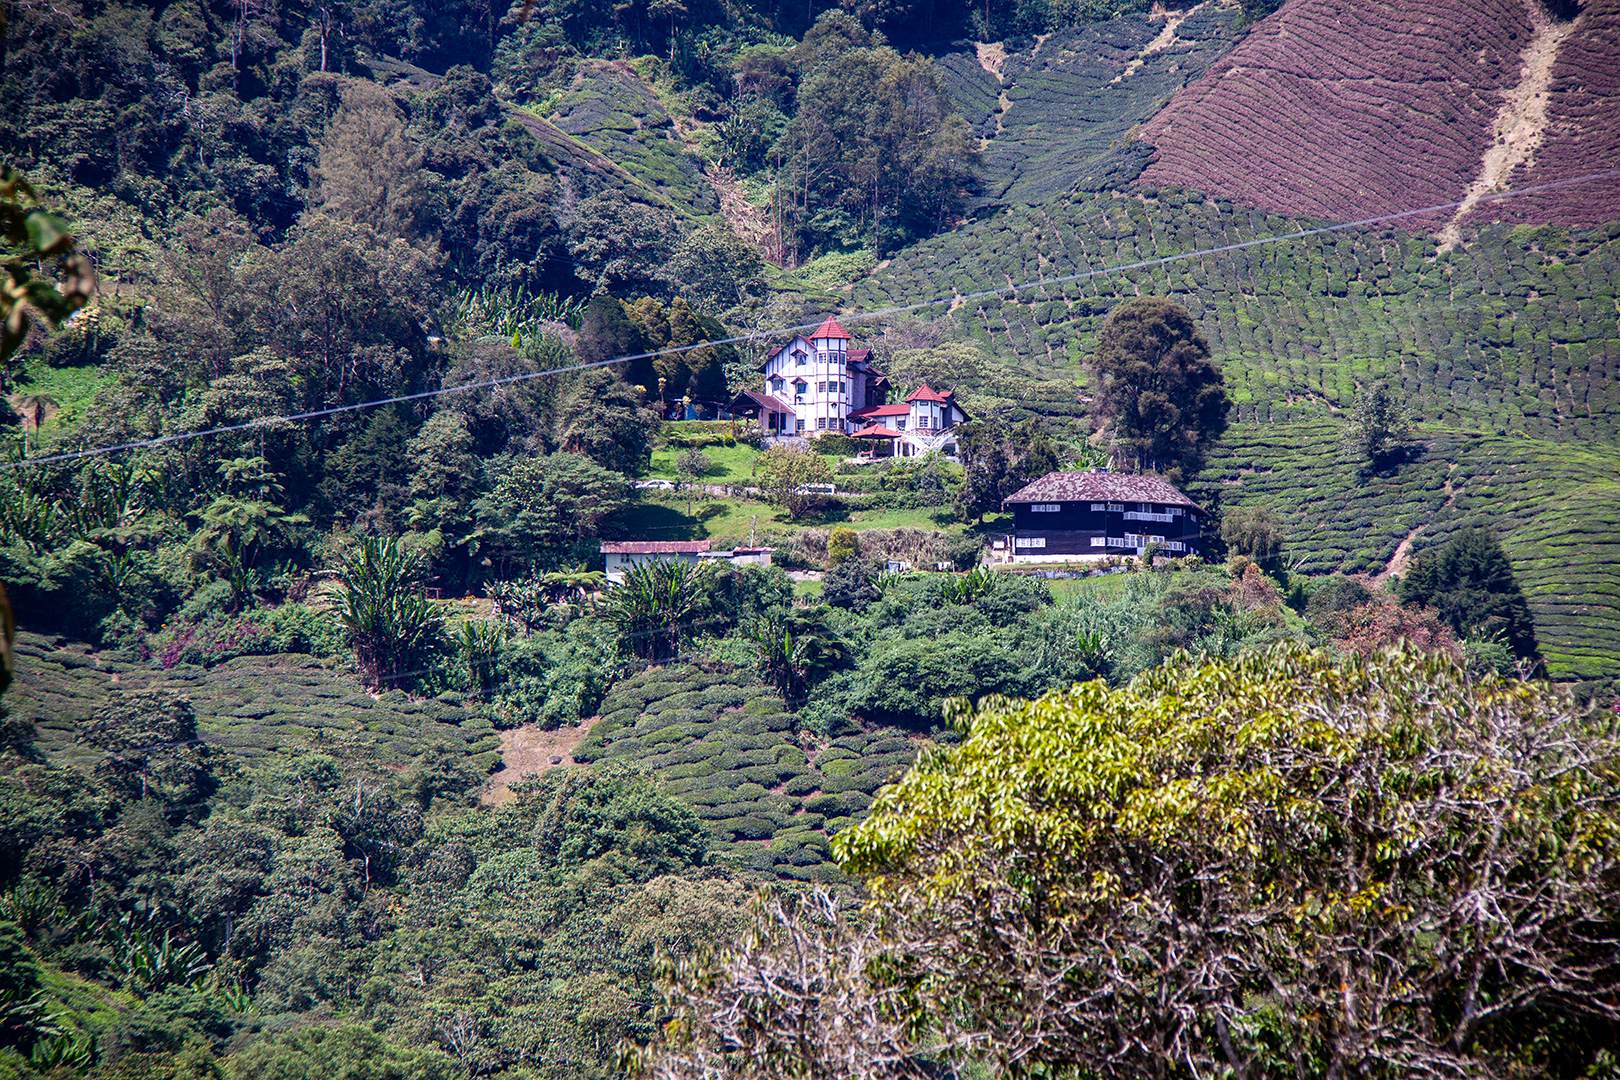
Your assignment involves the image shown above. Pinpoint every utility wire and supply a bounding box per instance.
[6,165,1616,475]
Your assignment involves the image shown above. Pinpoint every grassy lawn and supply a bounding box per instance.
[646,442,763,483]
[1045,571,1142,603]
[10,359,108,446]
[617,491,1008,548]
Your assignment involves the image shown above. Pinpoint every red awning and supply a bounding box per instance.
[852,424,903,438]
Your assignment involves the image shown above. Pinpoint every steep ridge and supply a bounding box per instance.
[930,5,1245,207]
[1135,0,1540,227]
[1462,0,1620,228]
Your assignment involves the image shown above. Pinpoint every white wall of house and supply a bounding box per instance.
[761,332,858,434]
[604,550,703,584]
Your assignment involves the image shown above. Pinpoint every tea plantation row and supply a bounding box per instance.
[8,632,502,773]
[857,190,1620,679]
[574,664,925,881]
[545,62,718,217]
[1196,424,1620,680]
[858,191,1620,443]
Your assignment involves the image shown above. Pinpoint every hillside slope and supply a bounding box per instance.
[1464,0,1620,227]
[854,189,1620,679]
[930,4,1245,207]
[1135,0,1620,228]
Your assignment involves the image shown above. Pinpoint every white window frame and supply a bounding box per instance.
[1014,536,1046,549]
[1090,536,1107,547]
[1031,503,1061,513]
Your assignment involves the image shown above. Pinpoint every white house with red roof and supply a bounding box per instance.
[727,316,966,456]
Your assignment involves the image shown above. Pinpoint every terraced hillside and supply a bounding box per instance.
[542,61,718,216]
[1137,0,1620,228]
[930,4,1244,207]
[854,189,1620,679]
[573,664,927,882]
[8,633,503,773]
[1474,0,1620,228]
[1201,424,1620,680]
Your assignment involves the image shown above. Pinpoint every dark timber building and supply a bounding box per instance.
[1000,471,1209,560]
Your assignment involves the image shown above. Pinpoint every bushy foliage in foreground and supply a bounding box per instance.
[837,646,1620,1080]
[639,647,1620,1080]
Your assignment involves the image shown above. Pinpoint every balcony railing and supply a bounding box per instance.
[1123,510,1175,523]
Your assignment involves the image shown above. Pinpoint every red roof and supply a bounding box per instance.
[852,424,904,438]
[905,384,948,403]
[601,541,712,555]
[809,316,851,341]
[849,403,911,419]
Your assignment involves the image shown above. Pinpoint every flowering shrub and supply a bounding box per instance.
[141,603,339,669]
[147,617,275,669]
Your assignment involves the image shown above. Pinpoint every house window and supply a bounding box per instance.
[1090,536,1107,547]
[1169,507,1184,516]
[1032,504,1060,513]
[838,381,846,395]
[896,419,906,430]
[816,417,827,430]
[770,377,784,392]
[1014,536,1046,549]
[796,418,805,433]
[1107,502,1124,513]
[817,381,828,393]
[793,350,806,365]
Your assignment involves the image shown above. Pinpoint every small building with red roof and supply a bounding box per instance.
[735,314,891,440]
[727,315,968,457]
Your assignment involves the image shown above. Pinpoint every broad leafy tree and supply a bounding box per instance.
[0,171,95,387]
[1220,504,1285,566]
[754,446,834,521]
[775,28,978,257]
[555,371,660,475]
[474,453,631,572]
[832,646,1619,1080]
[1344,381,1414,468]
[1090,297,1231,481]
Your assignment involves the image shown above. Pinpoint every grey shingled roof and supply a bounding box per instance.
[1002,471,1202,510]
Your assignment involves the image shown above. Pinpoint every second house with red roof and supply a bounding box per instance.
[727,315,970,458]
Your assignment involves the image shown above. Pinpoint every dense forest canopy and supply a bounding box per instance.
[3,0,1618,1077]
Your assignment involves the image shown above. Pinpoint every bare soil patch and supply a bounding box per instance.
[482,716,601,805]
[1439,3,1576,248]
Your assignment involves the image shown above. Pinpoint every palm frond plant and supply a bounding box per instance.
[331,535,444,691]
[541,562,607,604]
[604,559,712,662]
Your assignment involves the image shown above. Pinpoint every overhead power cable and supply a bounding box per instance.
[6,165,1616,474]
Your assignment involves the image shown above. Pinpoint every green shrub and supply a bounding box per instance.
[783,774,823,796]
[718,815,777,840]
[804,793,846,816]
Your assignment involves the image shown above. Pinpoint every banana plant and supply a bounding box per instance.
[31,1033,95,1070]
[331,535,445,690]
[0,883,55,934]
[604,559,712,661]
[104,910,211,996]
[454,618,509,701]
[939,566,996,605]
[0,988,63,1046]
